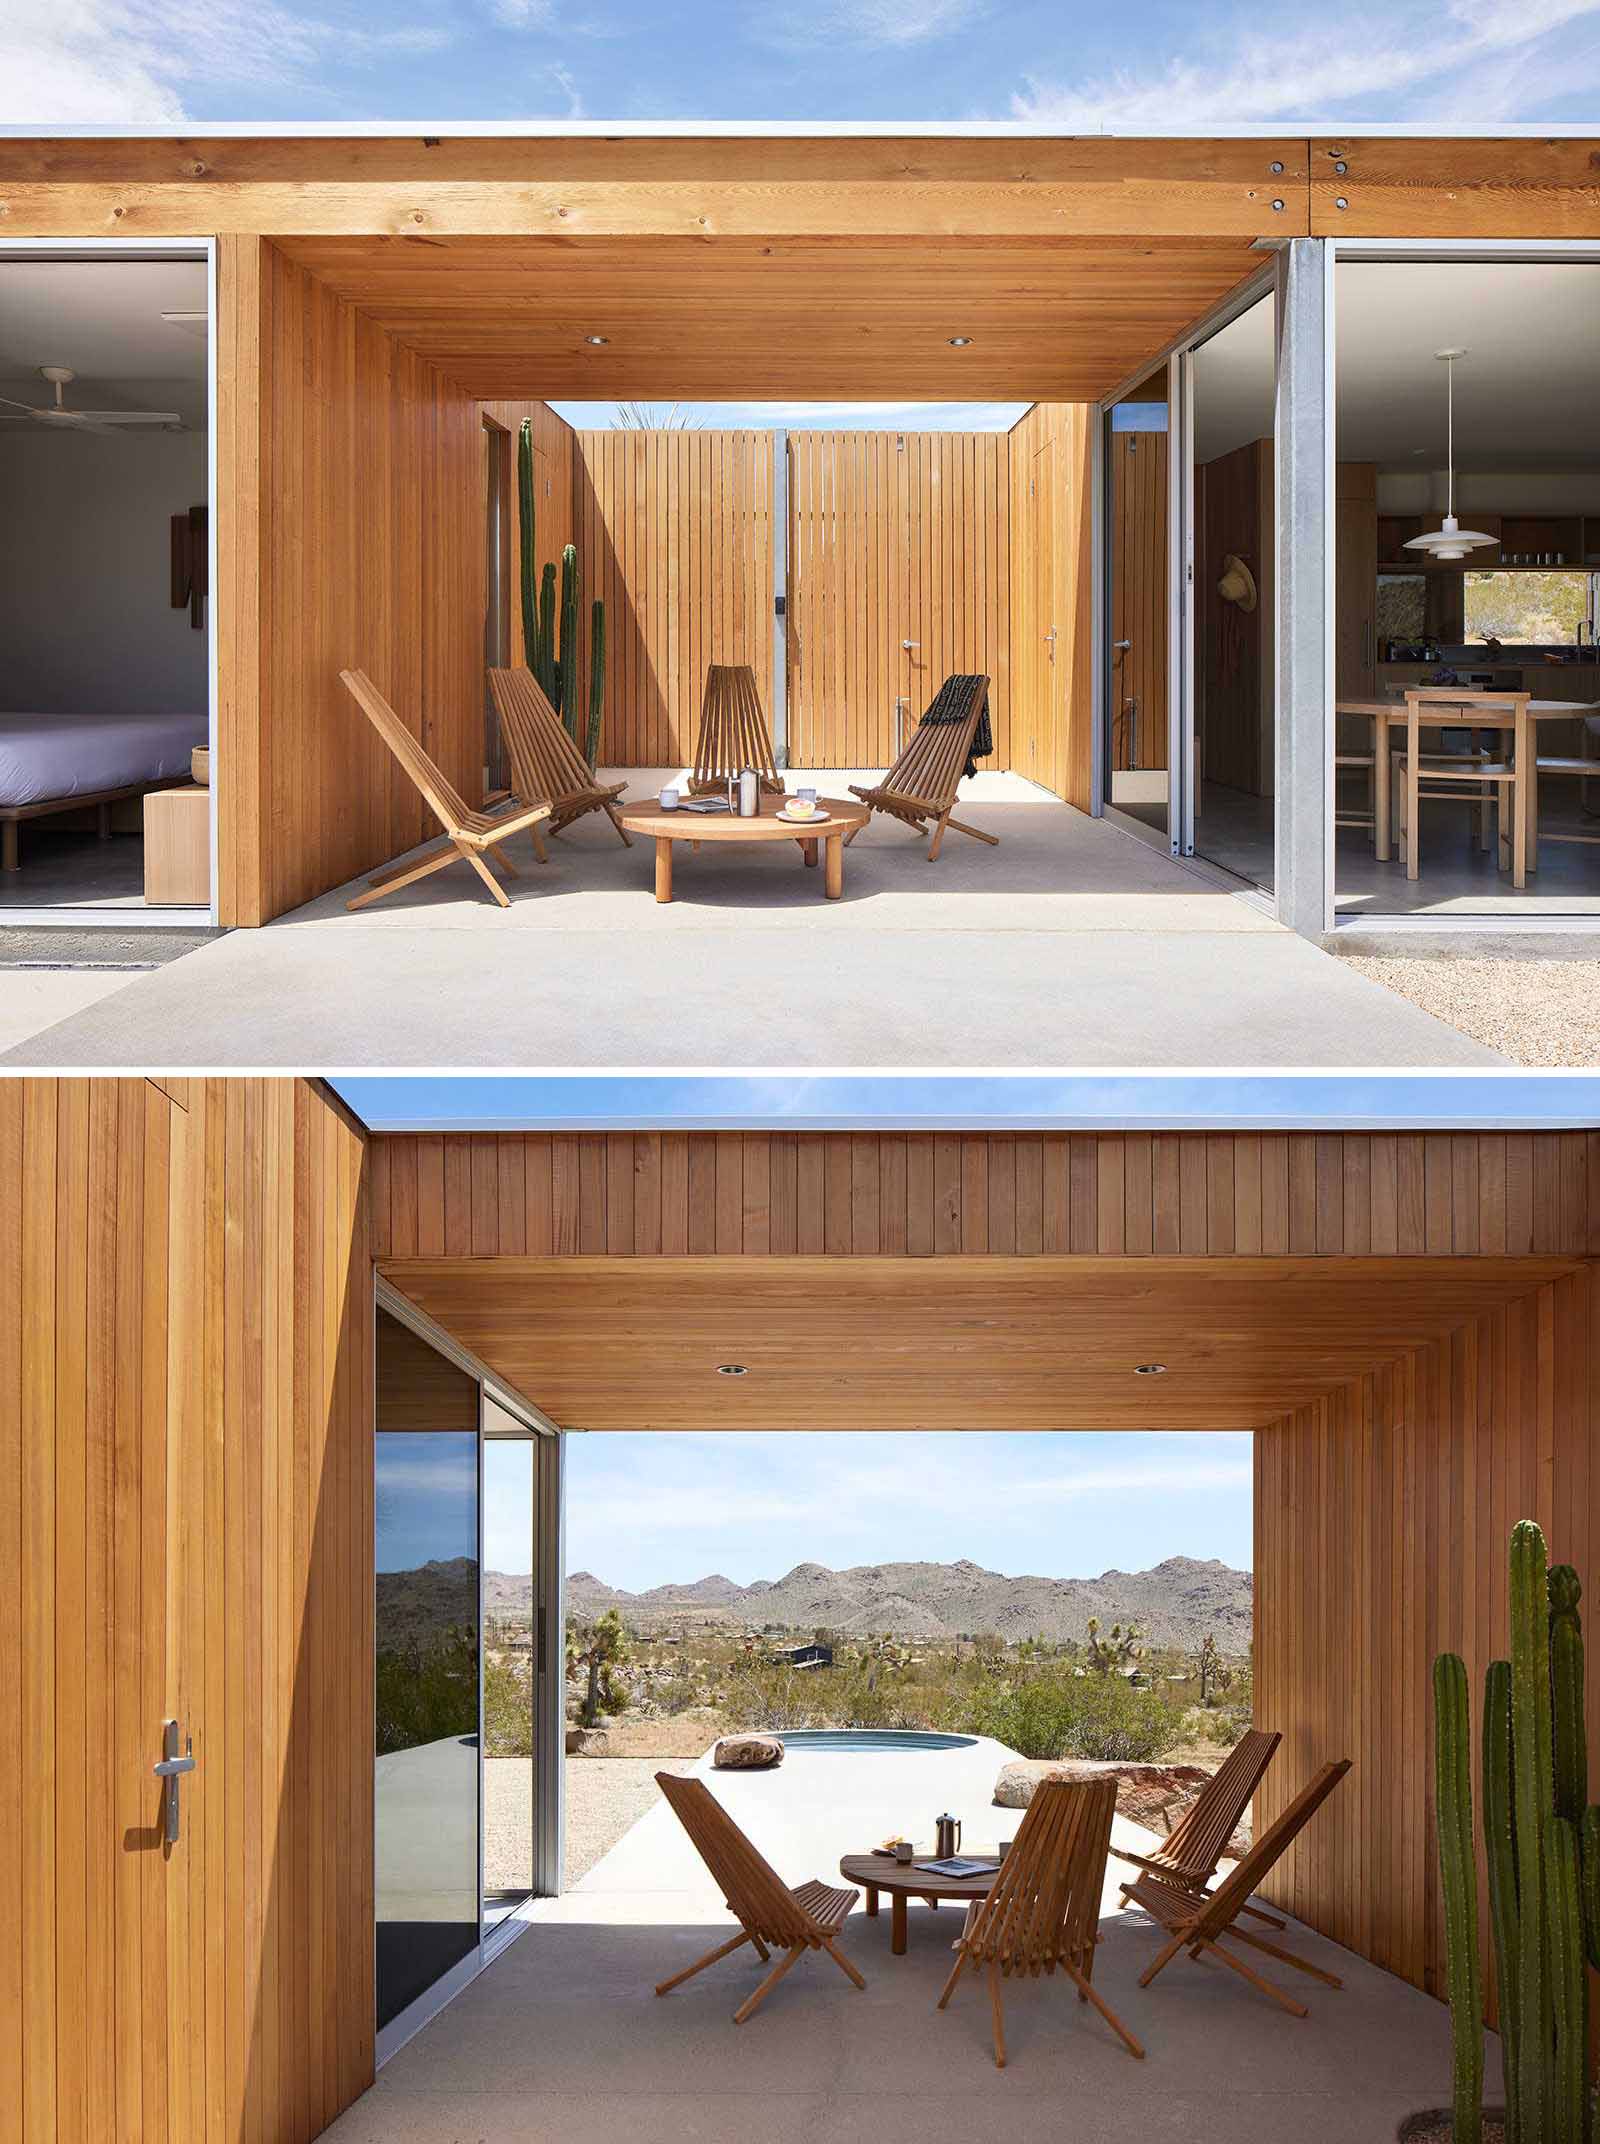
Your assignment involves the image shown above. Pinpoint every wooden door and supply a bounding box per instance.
[2,1081,205,2143]
[788,431,1007,768]
[1335,464,1377,699]
[1017,436,1058,784]
[1108,429,1170,792]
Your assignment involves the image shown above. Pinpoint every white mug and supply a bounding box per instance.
[659,787,680,811]
[797,786,818,811]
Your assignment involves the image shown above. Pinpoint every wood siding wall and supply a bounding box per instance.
[217,241,483,925]
[574,429,772,766]
[367,1128,1600,1263]
[1255,1266,1600,2010]
[1007,402,1094,807]
[0,1077,374,2144]
[787,431,1011,770]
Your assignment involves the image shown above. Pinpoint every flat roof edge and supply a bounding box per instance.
[2,120,1599,141]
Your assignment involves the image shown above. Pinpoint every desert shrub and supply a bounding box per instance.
[964,1669,1175,1763]
[484,1652,533,1757]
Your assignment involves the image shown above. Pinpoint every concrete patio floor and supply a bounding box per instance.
[1,773,1498,1066]
[326,1734,1479,2144]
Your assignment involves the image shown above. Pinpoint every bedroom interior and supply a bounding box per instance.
[0,255,211,917]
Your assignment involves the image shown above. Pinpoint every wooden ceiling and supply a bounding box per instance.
[379,1254,1575,1433]
[273,234,1267,400]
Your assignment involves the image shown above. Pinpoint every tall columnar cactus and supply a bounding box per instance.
[1551,1566,1588,1823]
[1435,1526,1600,2144]
[1509,1519,1552,2141]
[1482,1660,1521,2135]
[535,562,557,699]
[556,543,580,740]
[585,600,607,770]
[1434,1652,1483,2144]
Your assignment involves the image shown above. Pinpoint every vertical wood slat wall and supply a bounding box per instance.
[218,242,483,925]
[786,431,1012,770]
[1255,1267,1600,2013]
[0,1078,374,2144]
[574,429,773,765]
[1006,403,1095,808]
[367,1128,1600,1264]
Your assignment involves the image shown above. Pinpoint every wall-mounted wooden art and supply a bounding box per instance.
[170,501,207,628]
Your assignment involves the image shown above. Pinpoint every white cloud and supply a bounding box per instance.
[756,0,982,53]
[1008,0,1600,125]
[0,0,452,124]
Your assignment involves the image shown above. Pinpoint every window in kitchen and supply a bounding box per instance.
[1462,570,1597,646]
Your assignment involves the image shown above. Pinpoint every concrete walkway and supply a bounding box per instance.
[2,775,1497,1065]
[325,1734,1480,2143]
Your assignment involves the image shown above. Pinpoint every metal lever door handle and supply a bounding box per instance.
[1112,639,1133,650]
[154,1719,196,1845]
[901,639,920,650]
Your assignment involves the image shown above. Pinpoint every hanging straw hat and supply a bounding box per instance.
[1217,554,1257,612]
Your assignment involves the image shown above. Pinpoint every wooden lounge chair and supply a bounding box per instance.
[487,666,632,847]
[848,673,996,860]
[653,1771,866,2023]
[937,1775,1142,2069]
[1111,1726,1282,1924]
[341,669,552,911]
[689,665,785,799]
[1126,1758,1352,2016]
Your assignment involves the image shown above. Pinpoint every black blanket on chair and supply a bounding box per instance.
[917,675,992,780]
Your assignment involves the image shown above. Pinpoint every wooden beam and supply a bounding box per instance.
[1311,135,1600,237]
[0,136,1308,239]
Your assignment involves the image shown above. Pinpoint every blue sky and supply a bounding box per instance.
[10,0,1600,133]
[334,1073,1600,1130]
[562,1429,1253,1588]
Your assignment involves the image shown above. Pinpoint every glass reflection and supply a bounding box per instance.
[482,1426,536,1925]
[375,1310,480,2031]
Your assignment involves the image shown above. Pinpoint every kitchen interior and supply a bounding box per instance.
[1333,259,1600,915]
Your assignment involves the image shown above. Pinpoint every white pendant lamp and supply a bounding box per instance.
[1404,349,1496,562]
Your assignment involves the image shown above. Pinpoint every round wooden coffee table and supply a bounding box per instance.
[838,1851,999,1956]
[618,796,869,904]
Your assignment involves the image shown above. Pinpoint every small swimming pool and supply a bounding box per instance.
[776,1729,977,1753]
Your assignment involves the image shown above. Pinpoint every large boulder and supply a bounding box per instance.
[713,1733,785,1771]
[993,1758,1250,1856]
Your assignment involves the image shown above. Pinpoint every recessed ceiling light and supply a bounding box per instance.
[1133,1362,1168,1377]
[585,334,609,346]
[948,335,973,348]
[716,1362,748,1377]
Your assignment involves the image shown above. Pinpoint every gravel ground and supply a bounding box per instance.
[1340,954,1600,1066]
[564,1756,700,1886]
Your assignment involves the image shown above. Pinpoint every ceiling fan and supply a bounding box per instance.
[0,365,182,435]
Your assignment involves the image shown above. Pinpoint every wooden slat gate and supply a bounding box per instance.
[787,431,1010,770]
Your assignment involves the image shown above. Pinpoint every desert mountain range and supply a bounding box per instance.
[546,1555,1252,1652]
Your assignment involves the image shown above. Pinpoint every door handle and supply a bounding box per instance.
[154,1719,197,1845]
[901,639,920,651]
[1112,639,1132,651]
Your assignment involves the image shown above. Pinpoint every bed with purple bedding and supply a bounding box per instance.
[0,709,208,871]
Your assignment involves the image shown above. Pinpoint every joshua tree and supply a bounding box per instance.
[1193,1632,1233,1706]
[1085,1616,1146,1677]
[566,1608,630,1729]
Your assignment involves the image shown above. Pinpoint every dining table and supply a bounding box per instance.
[1336,694,1600,889]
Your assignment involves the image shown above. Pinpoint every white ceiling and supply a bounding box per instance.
[1193,262,1600,474]
[0,259,208,428]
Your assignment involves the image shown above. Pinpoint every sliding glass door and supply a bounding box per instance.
[375,1308,482,2035]
[374,1299,563,2054]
